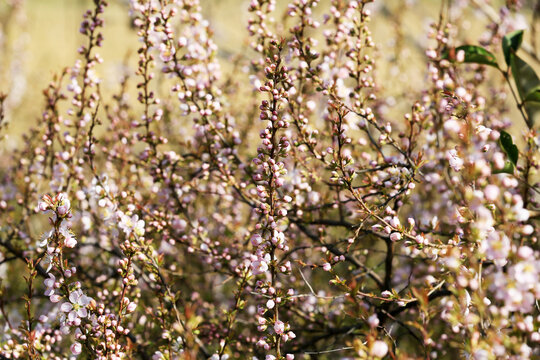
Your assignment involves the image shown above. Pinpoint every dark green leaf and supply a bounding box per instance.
[524,87,540,103]
[511,55,540,99]
[502,30,524,66]
[511,55,540,126]
[499,130,519,166]
[455,45,498,67]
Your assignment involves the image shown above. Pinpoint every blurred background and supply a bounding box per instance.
[0,0,537,146]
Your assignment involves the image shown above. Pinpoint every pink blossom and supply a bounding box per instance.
[251,233,263,246]
[447,149,463,171]
[60,289,92,324]
[251,259,269,275]
[44,273,56,296]
[274,320,285,335]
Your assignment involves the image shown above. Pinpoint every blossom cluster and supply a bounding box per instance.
[0,0,538,359]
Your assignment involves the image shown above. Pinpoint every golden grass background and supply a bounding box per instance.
[1,0,535,146]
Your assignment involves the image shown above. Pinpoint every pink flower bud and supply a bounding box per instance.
[484,184,500,202]
[57,198,71,216]
[390,232,402,241]
[517,246,533,259]
[38,202,49,212]
[369,340,388,358]
[127,302,137,313]
[368,314,379,328]
[70,342,82,355]
[65,236,77,248]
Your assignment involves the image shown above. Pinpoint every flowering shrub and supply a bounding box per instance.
[0,0,539,359]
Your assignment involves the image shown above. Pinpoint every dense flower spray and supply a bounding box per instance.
[0,0,538,359]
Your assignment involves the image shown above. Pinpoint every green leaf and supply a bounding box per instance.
[499,130,519,166]
[502,30,524,66]
[492,161,515,175]
[451,45,499,68]
[511,55,540,99]
[511,55,540,126]
[524,86,540,103]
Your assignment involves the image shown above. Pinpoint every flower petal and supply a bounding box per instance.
[60,302,73,312]
[77,308,88,318]
[80,295,91,306]
[69,290,81,303]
